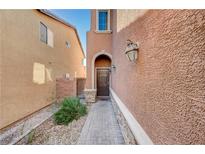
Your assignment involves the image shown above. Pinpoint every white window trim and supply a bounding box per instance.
[96,9,111,33]
[95,30,112,34]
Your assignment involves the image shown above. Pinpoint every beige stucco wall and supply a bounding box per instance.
[0,11,2,127]
[86,10,113,89]
[0,10,85,129]
[115,10,147,32]
[111,9,205,144]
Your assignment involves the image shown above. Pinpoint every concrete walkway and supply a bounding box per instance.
[78,100,125,145]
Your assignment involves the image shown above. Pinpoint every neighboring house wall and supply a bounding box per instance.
[0,10,85,129]
[86,10,112,89]
[111,10,205,144]
[0,11,2,127]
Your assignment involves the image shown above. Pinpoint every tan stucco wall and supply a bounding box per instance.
[0,11,2,127]
[115,10,147,32]
[86,10,112,89]
[0,10,85,129]
[111,10,205,144]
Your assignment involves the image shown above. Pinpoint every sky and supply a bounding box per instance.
[50,9,90,55]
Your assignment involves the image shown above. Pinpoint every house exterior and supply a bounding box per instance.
[86,9,205,144]
[0,10,86,130]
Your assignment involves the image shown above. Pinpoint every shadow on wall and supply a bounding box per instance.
[33,62,53,84]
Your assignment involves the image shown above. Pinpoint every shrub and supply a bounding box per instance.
[54,97,87,125]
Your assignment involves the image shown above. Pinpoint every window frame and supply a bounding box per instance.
[40,22,48,44]
[66,41,71,48]
[96,10,111,32]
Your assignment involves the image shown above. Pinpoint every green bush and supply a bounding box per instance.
[54,97,87,125]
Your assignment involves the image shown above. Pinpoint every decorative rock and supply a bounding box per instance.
[0,103,60,145]
[111,97,137,144]
[84,89,96,103]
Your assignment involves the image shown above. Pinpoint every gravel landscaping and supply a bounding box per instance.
[16,104,91,145]
[111,99,137,145]
[15,98,135,145]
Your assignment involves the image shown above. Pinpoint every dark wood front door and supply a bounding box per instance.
[97,68,110,96]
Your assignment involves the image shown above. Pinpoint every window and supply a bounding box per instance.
[97,10,110,31]
[40,22,47,44]
[66,41,71,48]
[40,22,54,47]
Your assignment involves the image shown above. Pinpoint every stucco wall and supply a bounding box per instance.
[0,10,85,129]
[0,11,2,128]
[111,10,205,144]
[86,10,113,89]
[115,10,147,32]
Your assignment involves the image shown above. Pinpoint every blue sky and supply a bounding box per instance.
[50,9,90,55]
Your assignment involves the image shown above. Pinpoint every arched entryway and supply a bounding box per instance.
[92,53,111,97]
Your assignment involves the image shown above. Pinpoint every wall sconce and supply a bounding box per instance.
[125,39,139,62]
[111,65,116,71]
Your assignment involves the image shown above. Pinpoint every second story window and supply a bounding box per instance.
[40,22,54,47]
[66,41,71,48]
[40,22,47,44]
[97,10,110,31]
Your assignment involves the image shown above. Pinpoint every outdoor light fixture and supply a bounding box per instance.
[125,39,139,62]
[111,65,116,71]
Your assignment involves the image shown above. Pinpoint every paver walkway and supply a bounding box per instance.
[78,100,125,144]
